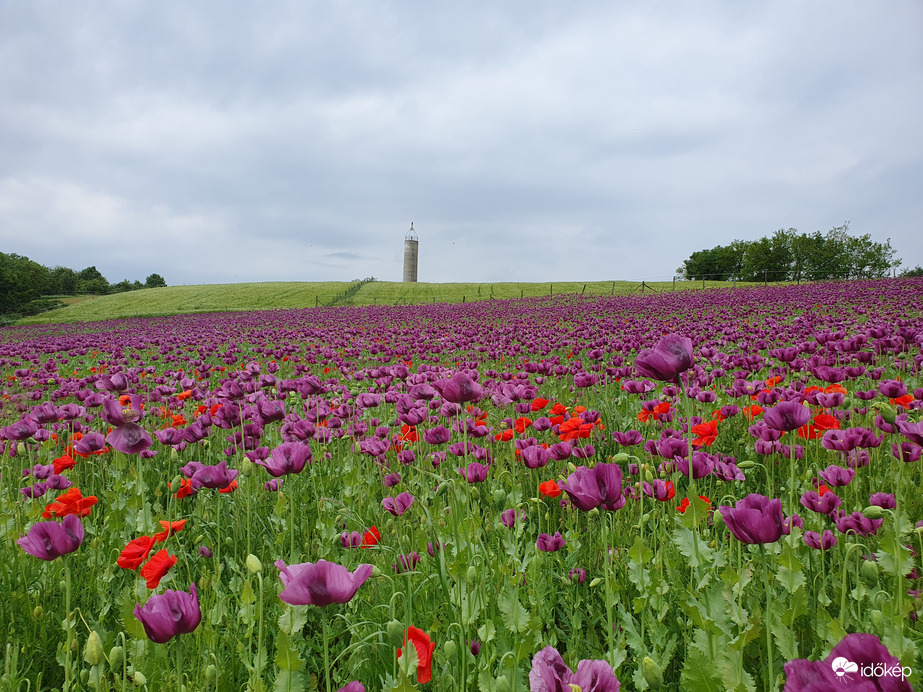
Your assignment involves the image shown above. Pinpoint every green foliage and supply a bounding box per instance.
[680,224,901,282]
[901,265,923,277]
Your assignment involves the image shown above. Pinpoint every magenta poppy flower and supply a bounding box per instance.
[634,335,693,384]
[337,684,365,692]
[529,646,620,691]
[382,492,415,516]
[834,511,883,536]
[763,401,812,432]
[895,419,923,447]
[803,530,837,550]
[800,490,842,515]
[559,463,623,512]
[133,584,201,643]
[500,508,526,528]
[893,442,923,463]
[818,465,855,487]
[187,460,239,490]
[783,633,911,691]
[718,494,785,545]
[274,559,373,606]
[870,492,896,509]
[73,431,106,455]
[439,373,484,404]
[255,442,312,477]
[536,532,565,552]
[457,462,488,483]
[17,514,84,560]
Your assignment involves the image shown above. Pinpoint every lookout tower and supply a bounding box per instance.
[403,222,419,282]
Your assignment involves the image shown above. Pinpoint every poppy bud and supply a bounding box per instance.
[870,609,885,631]
[80,670,89,684]
[643,469,654,483]
[109,646,125,671]
[444,640,458,661]
[371,565,382,578]
[205,664,217,685]
[470,486,480,500]
[712,510,725,528]
[611,452,630,463]
[860,560,879,587]
[737,460,757,469]
[589,577,603,587]
[862,505,885,520]
[246,554,262,574]
[466,565,478,583]
[171,475,183,491]
[495,675,511,692]
[16,443,26,455]
[241,459,255,476]
[224,536,233,547]
[878,403,897,424]
[642,657,664,689]
[32,605,43,618]
[170,448,179,460]
[435,482,448,496]
[84,631,105,666]
[386,620,404,647]
[133,671,147,686]
[493,489,507,507]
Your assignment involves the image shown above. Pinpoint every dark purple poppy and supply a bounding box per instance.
[893,442,923,463]
[457,462,488,483]
[337,684,365,692]
[800,490,842,515]
[895,419,923,447]
[17,514,84,560]
[612,430,643,446]
[439,373,484,404]
[422,425,451,445]
[468,639,481,656]
[189,461,239,490]
[803,530,837,550]
[74,432,106,455]
[521,445,551,469]
[568,568,586,583]
[393,552,420,574]
[763,401,812,432]
[529,646,621,691]
[634,335,694,384]
[1,418,40,441]
[818,465,855,487]
[274,559,373,606]
[835,511,883,536]
[133,584,202,643]
[783,633,911,691]
[500,508,526,528]
[870,492,896,509]
[382,492,415,517]
[536,532,565,552]
[255,442,312,477]
[718,494,785,545]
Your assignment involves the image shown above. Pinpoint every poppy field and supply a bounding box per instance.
[2,279,923,691]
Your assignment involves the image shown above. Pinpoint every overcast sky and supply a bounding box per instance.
[1,1,921,286]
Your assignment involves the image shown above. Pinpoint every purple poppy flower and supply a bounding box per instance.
[422,425,451,445]
[500,508,526,528]
[265,478,284,491]
[559,463,624,512]
[521,445,551,469]
[340,531,362,548]
[642,479,675,501]
[568,568,586,583]
[199,546,212,558]
[893,442,923,463]
[818,465,855,487]
[439,373,484,404]
[1,418,40,442]
[468,639,481,656]
[17,514,84,560]
[783,633,911,691]
[133,584,202,643]
[718,494,785,545]
[803,530,837,551]
[74,431,106,455]
[274,559,373,606]
[189,461,239,490]
[382,492,415,517]
[870,492,896,509]
[612,430,643,446]
[529,646,621,692]
[673,451,715,480]
[393,552,420,574]
[634,335,694,384]
[255,442,312,477]
[107,422,153,455]
[895,419,923,447]
[383,473,401,487]
[536,532,565,552]
[800,490,842,515]
[835,511,884,536]
[337,684,365,692]
[763,401,812,432]
[458,462,488,483]
[21,482,50,499]
[879,379,908,398]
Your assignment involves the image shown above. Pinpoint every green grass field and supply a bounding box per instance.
[16,279,764,325]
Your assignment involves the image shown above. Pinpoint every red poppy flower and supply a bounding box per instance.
[398,626,435,684]
[549,403,569,416]
[360,525,381,549]
[170,478,196,499]
[677,496,711,514]
[42,487,98,518]
[691,420,718,447]
[711,410,726,421]
[140,549,177,589]
[765,376,783,387]
[400,424,418,442]
[117,535,156,569]
[171,414,187,427]
[153,519,187,544]
[531,398,550,412]
[219,480,238,494]
[514,417,532,434]
[494,429,514,442]
[176,390,193,400]
[891,394,914,409]
[53,454,77,474]
[742,405,763,420]
[817,484,831,496]
[558,417,594,442]
[539,480,561,498]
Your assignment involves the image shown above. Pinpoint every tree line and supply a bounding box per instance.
[677,224,903,282]
[0,251,166,316]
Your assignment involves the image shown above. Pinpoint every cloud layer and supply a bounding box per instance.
[2,1,921,285]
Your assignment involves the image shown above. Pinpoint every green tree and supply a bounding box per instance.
[145,273,167,288]
[77,266,110,294]
[901,266,923,277]
[48,266,79,294]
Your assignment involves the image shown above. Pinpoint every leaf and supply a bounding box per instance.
[769,615,798,661]
[278,606,308,637]
[628,536,654,563]
[680,491,711,529]
[119,588,146,640]
[274,632,304,672]
[478,620,496,643]
[681,634,724,691]
[273,671,306,692]
[673,525,719,570]
[498,587,530,634]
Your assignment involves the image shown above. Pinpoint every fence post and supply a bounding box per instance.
[520,289,523,299]
[581,284,586,295]
[702,277,705,290]
[550,283,553,296]
[462,296,465,303]
[611,281,615,295]
[315,296,318,307]
[673,277,676,291]
[764,270,767,286]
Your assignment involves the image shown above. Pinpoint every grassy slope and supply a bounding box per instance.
[17,279,764,324]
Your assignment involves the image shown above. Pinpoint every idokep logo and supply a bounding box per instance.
[831,656,912,682]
